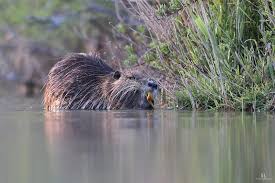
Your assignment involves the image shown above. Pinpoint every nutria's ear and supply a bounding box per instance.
[113,71,121,80]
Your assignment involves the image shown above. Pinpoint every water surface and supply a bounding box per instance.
[0,93,274,183]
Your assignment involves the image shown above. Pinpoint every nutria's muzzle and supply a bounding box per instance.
[141,79,158,109]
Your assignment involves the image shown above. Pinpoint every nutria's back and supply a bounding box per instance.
[44,53,158,111]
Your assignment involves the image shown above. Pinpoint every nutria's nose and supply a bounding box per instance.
[148,80,158,89]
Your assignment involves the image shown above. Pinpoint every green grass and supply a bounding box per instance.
[128,0,274,111]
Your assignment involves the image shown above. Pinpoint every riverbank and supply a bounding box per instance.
[122,0,274,111]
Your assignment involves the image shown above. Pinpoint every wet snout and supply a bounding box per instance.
[148,79,158,90]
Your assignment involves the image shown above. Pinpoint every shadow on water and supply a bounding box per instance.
[0,109,274,183]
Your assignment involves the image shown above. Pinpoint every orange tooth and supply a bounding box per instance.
[146,92,154,106]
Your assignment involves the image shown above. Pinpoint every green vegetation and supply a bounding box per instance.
[0,0,274,111]
[0,0,114,50]
[126,0,274,111]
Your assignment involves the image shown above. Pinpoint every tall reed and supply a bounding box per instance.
[125,0,274,111]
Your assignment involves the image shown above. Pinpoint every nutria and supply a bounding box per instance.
[44,53,158,111]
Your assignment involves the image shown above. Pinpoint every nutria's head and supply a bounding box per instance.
[103,69,159,110]
[44,53,159,110]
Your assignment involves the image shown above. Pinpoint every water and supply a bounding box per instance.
[0,92,274,183]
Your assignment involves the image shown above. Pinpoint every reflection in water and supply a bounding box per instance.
[44,111,274,183]
[0,110,274,183]
[44,111,165,183]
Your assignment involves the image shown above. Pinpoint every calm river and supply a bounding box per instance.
[0,90,274,183]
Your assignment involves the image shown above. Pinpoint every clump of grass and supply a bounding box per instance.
[125,0,274,111]
[123,44,138,66]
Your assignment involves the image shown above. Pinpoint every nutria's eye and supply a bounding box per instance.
[113,71,121,80]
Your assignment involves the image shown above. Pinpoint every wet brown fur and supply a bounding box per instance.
[44,53,146,111]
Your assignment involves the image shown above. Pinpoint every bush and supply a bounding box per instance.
[126,0,274,111]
